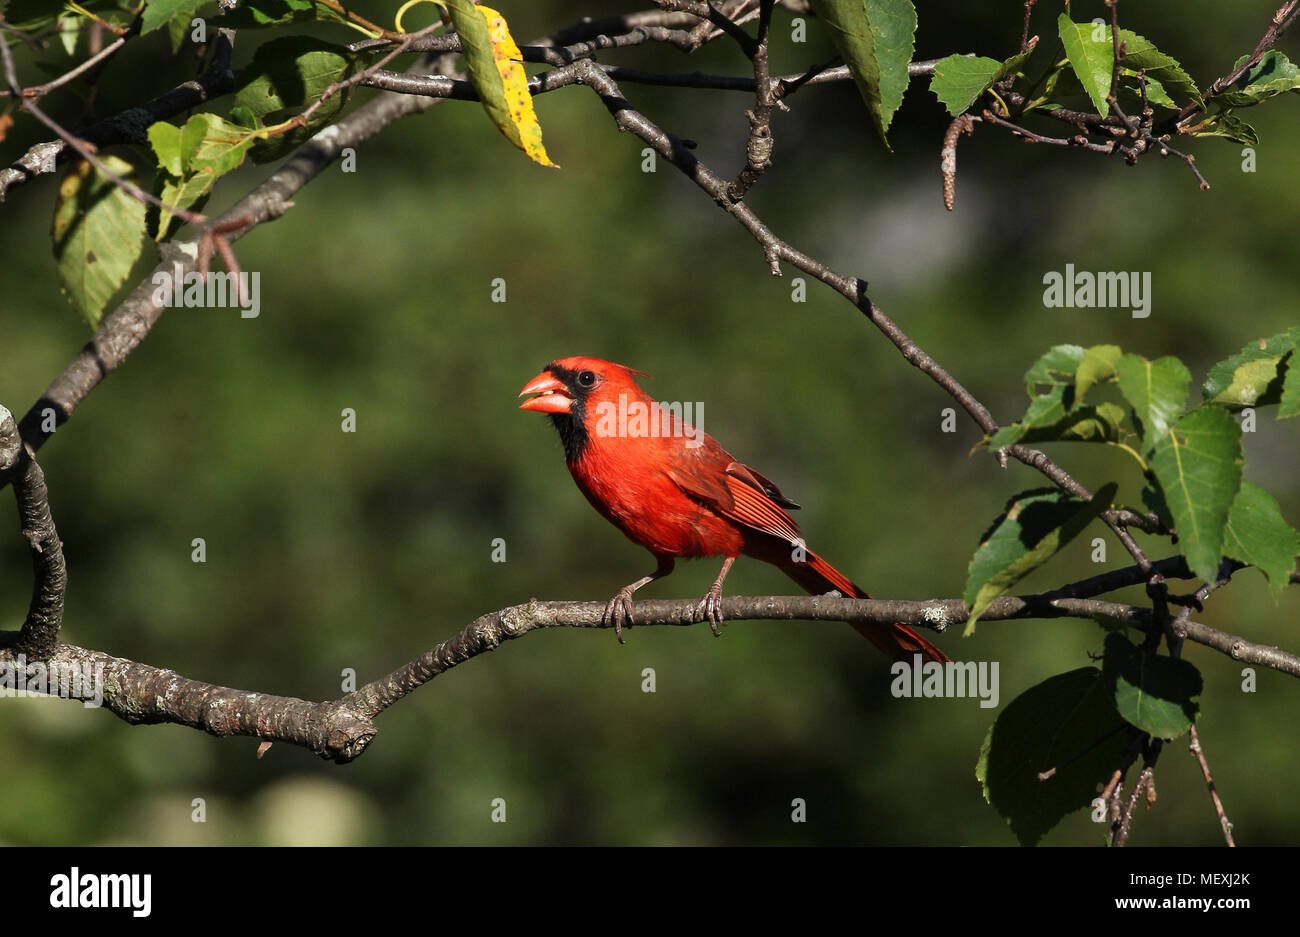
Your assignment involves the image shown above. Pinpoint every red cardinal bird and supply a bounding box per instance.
[518,356,948,663]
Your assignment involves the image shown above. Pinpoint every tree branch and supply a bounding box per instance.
[726,0,776,200]
[0,405,66,658]
[652,0,759,57]
[2,586,1293,762]
[1187,725,1235,846]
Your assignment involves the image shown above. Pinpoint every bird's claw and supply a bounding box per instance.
[603,589,635,644]
[693,587,724,637]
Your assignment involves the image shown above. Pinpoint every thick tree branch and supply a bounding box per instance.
[1181,619,1300,676]
[0,405,66,658]
[3,588,1292,762]
[0,641,379,763]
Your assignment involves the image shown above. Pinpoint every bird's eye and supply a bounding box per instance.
[578,370,597,387]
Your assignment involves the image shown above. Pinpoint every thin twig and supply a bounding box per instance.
[1020,0,1039,53]
[10,19,136,100]
[652,0,759,57]
[1115,763,1154,846]
[1188,725,1235,846]
[727,0,775,200]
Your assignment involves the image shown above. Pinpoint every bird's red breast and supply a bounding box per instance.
[521,356,748,558]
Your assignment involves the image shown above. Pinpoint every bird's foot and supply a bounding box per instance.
[603,588,636,644]
[693,585,725,637]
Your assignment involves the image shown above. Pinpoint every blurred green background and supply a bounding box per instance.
[0,0,1296,845]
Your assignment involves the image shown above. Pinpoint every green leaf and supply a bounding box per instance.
[1075,344,1122,399]
[1209,356,1285,406]
[989,386,1070,448]
[168,6,194,53]
[1046,402,1127,443]
[234,36,361,163]
[1115,354,1191,451]
[1112,28,1200,106]
[150,170,212,242]
[988,397,1126,449]
[141,0,205,36]
[1223,482,1300,599]
[51,156,147,330]
[1192,109,1260,146]
[930,54,1019,116]
[1281,355,1300,420]
[1202,330,1297,408]
[1050,67,1179,115]
[1124,70,1176,109]
[444,0,512,136]
[990,346,1137,448]
[147,114,252,239]
[808,0,917,146]
[1217,51,1300,107]
[1057,15,1114,115]
[985,425,1023,451]
[1102,633,1202,740]
[963,483,1117,633]
[148,120,184,177]
[235,37,359,118]
[864,0,917,138]
[229,106,262,131]
[977,667,1127,846]
[179,112,255,175]
[1025,343,1086,395]
[1057,17,1200,116]
[1148,407,1243,583]
[58,12,79,57]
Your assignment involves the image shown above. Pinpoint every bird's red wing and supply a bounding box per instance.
[668,459,802,545]
[725,463,801,510]
[724,476,803,543]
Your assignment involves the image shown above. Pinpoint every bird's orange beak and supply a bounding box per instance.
[518,371,573,413]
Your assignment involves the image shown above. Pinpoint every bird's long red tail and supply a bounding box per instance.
[773,550,950,664]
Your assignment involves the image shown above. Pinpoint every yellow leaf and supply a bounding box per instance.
[481,7,556,167]
[444,1,557,167]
